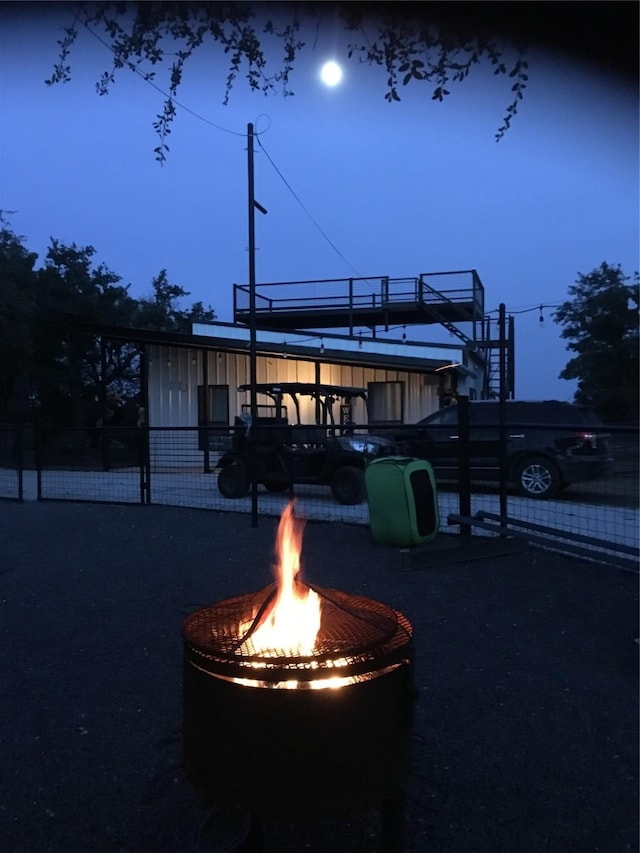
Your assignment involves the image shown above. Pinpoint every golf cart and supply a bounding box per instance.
[216,383,395,505]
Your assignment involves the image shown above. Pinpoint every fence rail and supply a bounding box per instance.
[1,422,637,569]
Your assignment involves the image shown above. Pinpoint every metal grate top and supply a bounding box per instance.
[183,584,413,681]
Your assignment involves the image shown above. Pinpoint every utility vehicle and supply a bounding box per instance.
[217,383,395,505]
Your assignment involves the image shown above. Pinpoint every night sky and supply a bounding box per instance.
[1,2,637,399]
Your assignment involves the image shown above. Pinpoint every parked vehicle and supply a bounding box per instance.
[217,383,395,505]
[386,400,614,499]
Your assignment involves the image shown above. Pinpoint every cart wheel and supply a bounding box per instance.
[330,466,366,505]
[218,463,250,499]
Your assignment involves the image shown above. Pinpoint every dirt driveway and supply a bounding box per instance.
[1,501,637,852]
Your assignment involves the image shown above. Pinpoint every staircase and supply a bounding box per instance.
[476,313,515,398]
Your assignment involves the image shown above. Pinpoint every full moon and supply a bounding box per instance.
[320,61,343,87]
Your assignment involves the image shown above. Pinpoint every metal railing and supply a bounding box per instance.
[233,272,484,320]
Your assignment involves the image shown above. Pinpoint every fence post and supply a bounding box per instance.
[34,426,43,501]
[142,426,151,504]
[457,395,472,542]
[16,425,24,501]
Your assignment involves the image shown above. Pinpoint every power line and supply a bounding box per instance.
[255,135,369,283]
[66,5,368,281]
[64,4,246,138]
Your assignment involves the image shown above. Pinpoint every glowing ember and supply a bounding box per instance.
[240,501,322,657]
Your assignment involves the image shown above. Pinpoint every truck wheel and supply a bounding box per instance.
[330,466,365,505]
[218,463,250,499]
[513,456,561,499]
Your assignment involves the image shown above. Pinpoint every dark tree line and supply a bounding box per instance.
[0,222,215,428]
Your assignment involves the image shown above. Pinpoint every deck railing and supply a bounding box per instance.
[234,271,484,320]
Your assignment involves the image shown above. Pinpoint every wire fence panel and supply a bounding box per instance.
[8,423,638,568]
[35,427,145,505]
[144,427,374,521]
[147,427,220,510]
[0,426,24,501]
[443,424,639,567]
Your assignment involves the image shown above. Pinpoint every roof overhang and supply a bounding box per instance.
[77,320,480,375]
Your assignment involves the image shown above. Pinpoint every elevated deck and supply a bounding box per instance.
[234,271,485,332]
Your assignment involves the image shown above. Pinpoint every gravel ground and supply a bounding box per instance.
[1,501,637,853]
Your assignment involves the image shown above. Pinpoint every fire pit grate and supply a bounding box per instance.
[183,583,412,682]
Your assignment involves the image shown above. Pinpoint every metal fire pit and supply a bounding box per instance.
[183,582,415,825]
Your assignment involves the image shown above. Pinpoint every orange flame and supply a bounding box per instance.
[242,501,322,657]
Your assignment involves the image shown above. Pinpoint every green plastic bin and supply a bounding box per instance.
[365,456,439,546]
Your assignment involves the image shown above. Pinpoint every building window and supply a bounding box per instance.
[367,381,404,425]
[197,385,229,450]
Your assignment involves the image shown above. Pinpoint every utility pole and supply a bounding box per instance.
[247,122,267,527]
[498,302,508,528]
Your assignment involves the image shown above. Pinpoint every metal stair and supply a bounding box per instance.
[416,276,476,346]
[476,313,515,398]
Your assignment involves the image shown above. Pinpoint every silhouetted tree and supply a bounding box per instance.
[0,226,216,425]
[554,263,639,422]
[135,269,215,331]
[32,241,139,425]
[0,223,38,422]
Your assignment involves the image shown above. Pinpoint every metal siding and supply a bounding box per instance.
[148,345,173,427]
[150,344,447,430]
[146,342,446,468]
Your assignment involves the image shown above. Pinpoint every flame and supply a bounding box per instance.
[241,501,322,657]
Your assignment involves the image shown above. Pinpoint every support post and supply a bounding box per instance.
[100,336,110,472]
[202,349,211,474]
[139,343,151,504]
[457,394,472,542]
[498,303,508,529]
[248,122,258,527]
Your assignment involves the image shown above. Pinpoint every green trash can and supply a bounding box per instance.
[365,456,439,546]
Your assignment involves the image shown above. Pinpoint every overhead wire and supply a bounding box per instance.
[64,4,368,280]
[63,4,246,137]
[486,303,562,315]
[255,134,369,283]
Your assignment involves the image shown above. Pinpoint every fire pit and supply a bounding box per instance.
[183,502,415,847]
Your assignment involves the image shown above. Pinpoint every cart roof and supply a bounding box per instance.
[237,383,368,400]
